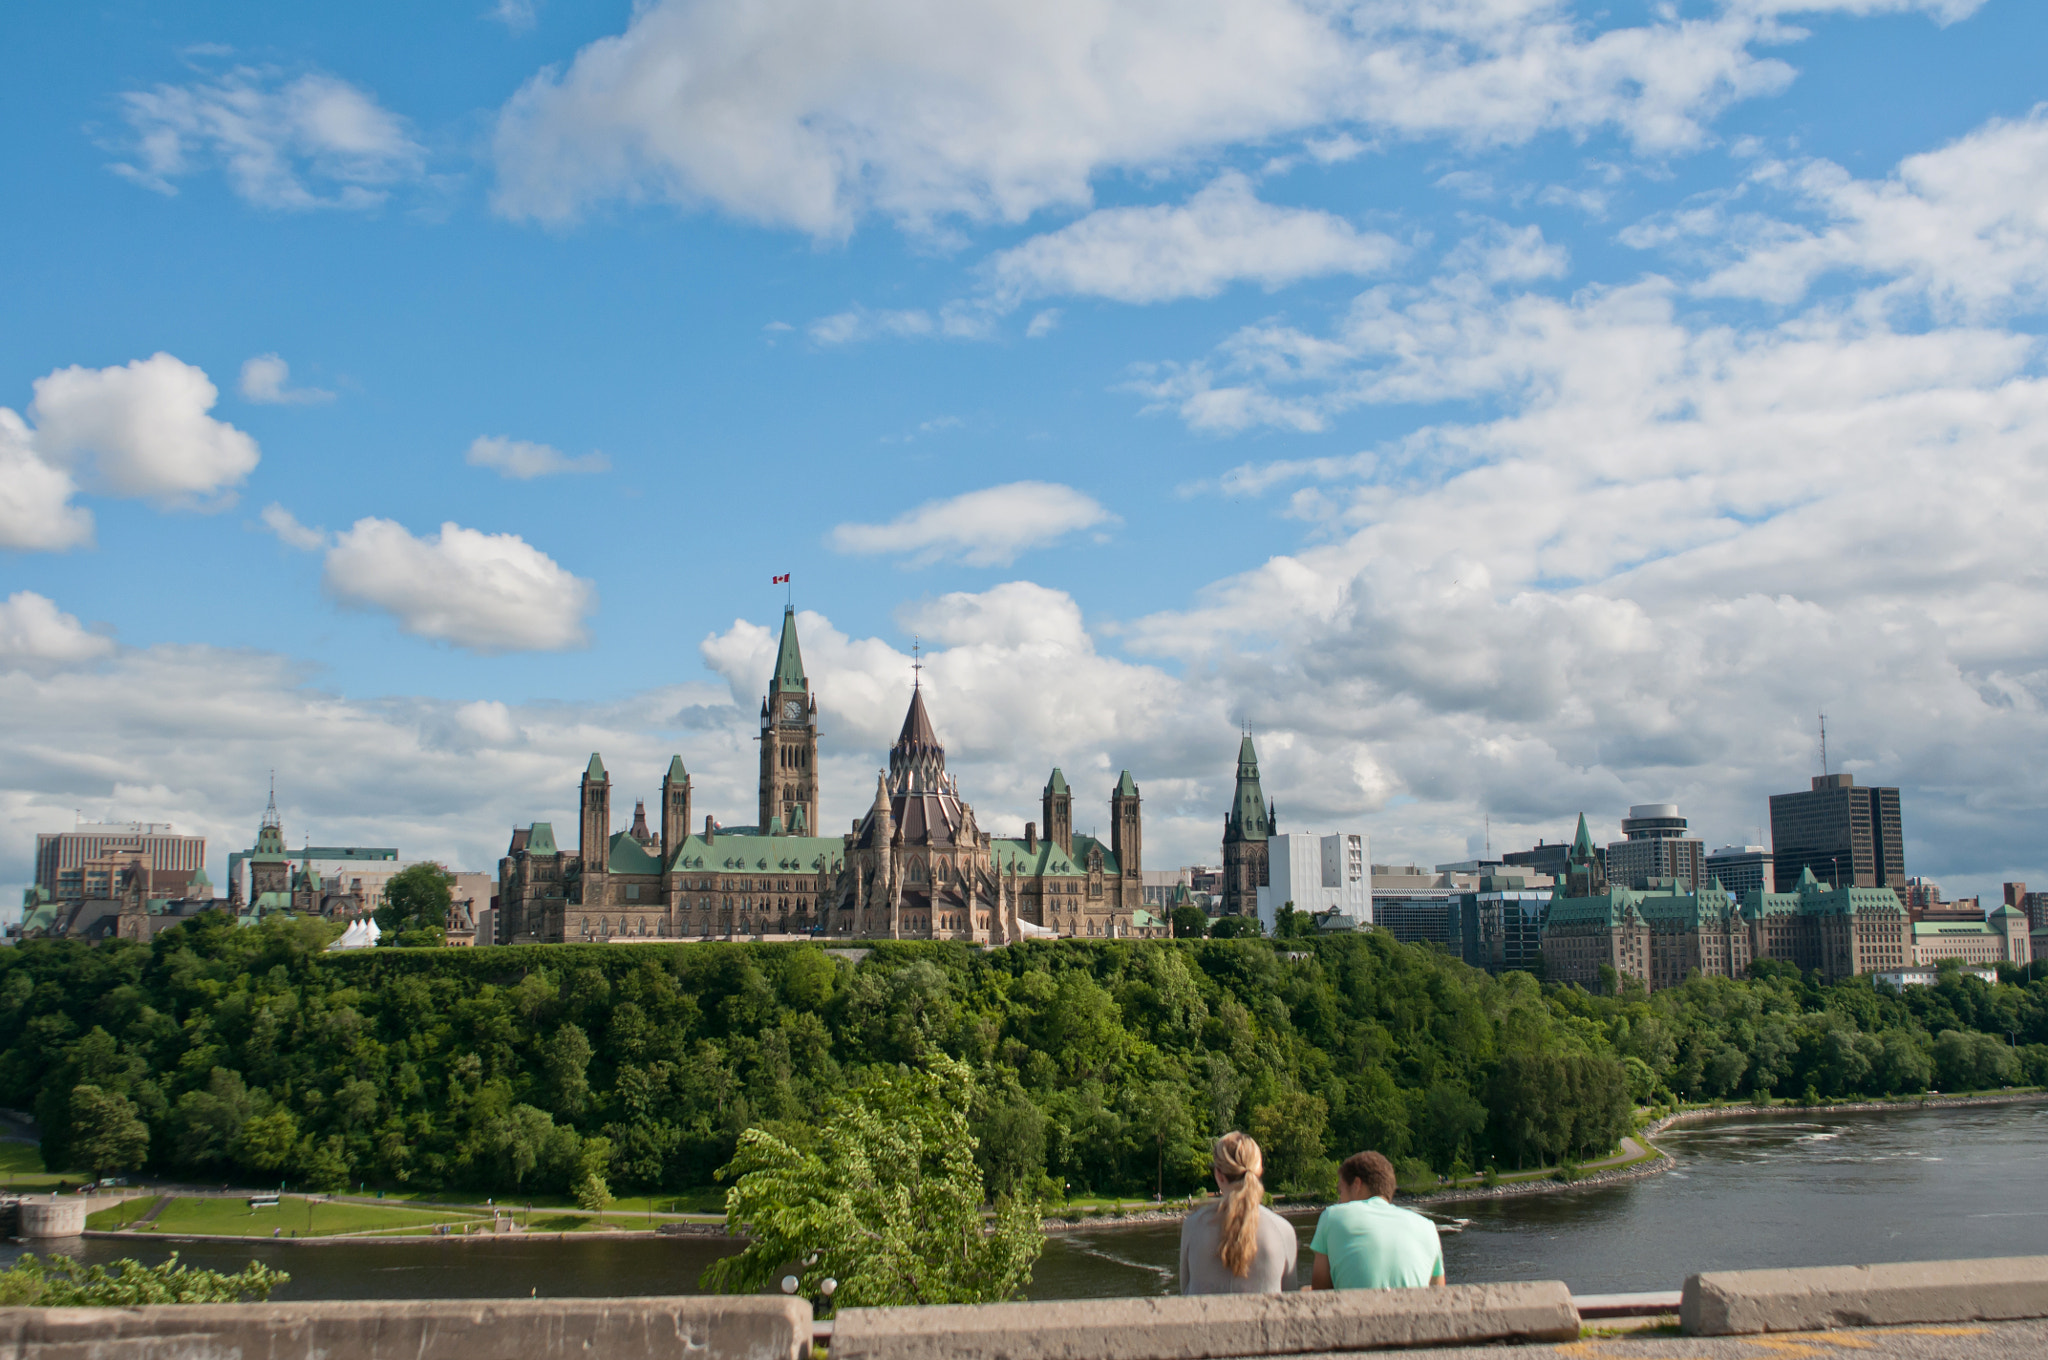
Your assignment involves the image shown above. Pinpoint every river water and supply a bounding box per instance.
[22,1102,2048,1300]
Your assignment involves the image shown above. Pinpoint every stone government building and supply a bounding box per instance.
[497,607,1167,944]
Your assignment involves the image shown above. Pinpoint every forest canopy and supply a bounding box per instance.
[3,913,2043,1199]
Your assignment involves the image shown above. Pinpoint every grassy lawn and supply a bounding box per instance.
[89,1195,491,1237]
[0,1140,66,1191]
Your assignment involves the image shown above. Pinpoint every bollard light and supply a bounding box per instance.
[820,1279,837,1297]
[781,1276,799,1294]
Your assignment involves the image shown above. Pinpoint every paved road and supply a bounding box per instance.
[1398,1318,2048,1359]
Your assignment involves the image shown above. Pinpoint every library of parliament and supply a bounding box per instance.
[496,608,1165,944]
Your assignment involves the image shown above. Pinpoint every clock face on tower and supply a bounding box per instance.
[781,698,805,723]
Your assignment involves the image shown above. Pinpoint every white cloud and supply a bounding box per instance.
[239,354,334,405]
[466,435,611,479]
[828,481,1116,567]
[0,593,114,674]
[1443,221,1570,284]
[322,518,597,652]
[487,0,1958,235]
[983,173,1403,305]
[0,409,93,552]
[491,0,542,33]
[1694,107,2048,318]
[27,353,259,506]
[113,67,424,210]
[261,503,327,552]
[1025,309,1062,338]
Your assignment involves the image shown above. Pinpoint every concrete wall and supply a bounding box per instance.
[831,1282,1577,1360]
[1683,1255,2048,1336]
[0,1297,811,1360]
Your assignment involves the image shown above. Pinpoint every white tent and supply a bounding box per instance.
[326,917,383,950]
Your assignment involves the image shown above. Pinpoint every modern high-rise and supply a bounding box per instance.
[1255,831,1370,933]
[1768,774,1904,891]
[35,823,206,903]
[1604,804,1706,891]
[1704,845,1774,899]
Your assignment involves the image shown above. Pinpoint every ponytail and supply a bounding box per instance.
[1212,1131,1266,1279]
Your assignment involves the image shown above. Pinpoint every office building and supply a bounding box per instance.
[1504,838,1603,881]
[1911,906,2031,969]
[1256,831,1370,934]
[1704,845,1773,899]
[1604,804,1706,890]
[35,823,206,903]
[1370,865,1465,948]
[1768,774,1904,891]
[1898,877,1945,914]
[2003,882,2048,935]
[1459,874,1553,975]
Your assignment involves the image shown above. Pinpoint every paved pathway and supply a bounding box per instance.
[1394,1318,2048,1359]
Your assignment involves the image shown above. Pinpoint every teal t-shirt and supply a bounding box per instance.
[1308,1197,1444,1289]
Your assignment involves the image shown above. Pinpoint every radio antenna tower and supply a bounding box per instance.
[1818,712,1829,777]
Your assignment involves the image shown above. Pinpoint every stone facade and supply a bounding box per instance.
[497,608,1164,945]
[1220,735,1274,918]
[1544,817,1909,991]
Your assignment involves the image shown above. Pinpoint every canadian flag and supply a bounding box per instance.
[771,573,790,584]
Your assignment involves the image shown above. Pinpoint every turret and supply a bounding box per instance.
[1111,770,1141,878]
[580,753,610,877]
[1042,769,1073,858]
[662,755,691,863]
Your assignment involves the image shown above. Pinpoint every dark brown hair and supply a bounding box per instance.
[1339,1150,1396,1200]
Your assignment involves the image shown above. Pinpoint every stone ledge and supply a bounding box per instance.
[0,1295,812,1360]
[830,1281,1579,1360]
[1682,1255,2048,1336]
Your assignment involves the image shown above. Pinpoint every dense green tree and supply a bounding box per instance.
[1171,907,1211,939]
[69,1085,149,1181]
[704,1056,1042,1310]
[1207,915,1261,939]
[0,1253,286,1306]
[375,863,454,946]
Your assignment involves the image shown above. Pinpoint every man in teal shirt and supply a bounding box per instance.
[1308,1151,1445,1290]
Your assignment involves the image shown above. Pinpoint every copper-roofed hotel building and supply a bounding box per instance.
[496,606,1165,944]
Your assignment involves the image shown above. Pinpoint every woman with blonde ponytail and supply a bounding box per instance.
[1177,1132,1299,1293]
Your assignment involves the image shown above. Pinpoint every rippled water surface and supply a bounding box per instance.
[19,1102,2048,1299]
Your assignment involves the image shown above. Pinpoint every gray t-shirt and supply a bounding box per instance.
[1178,1200,1300,1294]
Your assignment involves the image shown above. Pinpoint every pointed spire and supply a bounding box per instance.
[262,773,281,829]
[586,752,606,780]
[1226,733,1270,841]
[771,605,807,692]
[898,686,940,747]
[1571,812,1595,858]
[1045,767,1070,796]
[667,754,687,781]
[1114,770,1138,798]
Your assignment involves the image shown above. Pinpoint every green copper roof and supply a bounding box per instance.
[528,822,559,855]
[991,832,1120,878]
[586,752,606,780]
[608,832,663,875]
[666,754,687,781]
[1114,770,1138,797]
[1570,812,1596,860]
[771,606,807,692]
[1045,768,1070,795]
[664,832,845,875]
[1228,735,1270,841]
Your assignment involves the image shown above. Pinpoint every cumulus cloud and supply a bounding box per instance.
[0,409,93,552]
[0,593,115,674]
[113,67,424,210]
[984,173,1403,305]
[25,353,258,507]
[828,482,1116,567]
[491,0,543,33]
[486,0,1956,235]
[261,503,327,551]
[322,518,597,652]
[466,435,612,479]
[239,354,334,405]
[1691,106,2048,318]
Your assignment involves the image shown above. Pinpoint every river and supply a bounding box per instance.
[18,1102,2048,1300]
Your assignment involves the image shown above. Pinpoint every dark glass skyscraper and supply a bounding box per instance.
[1768,774,1904,891]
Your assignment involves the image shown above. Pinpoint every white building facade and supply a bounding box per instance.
[1257,832,1371,933]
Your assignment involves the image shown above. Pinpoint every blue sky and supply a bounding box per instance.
[4,0,2047,908]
